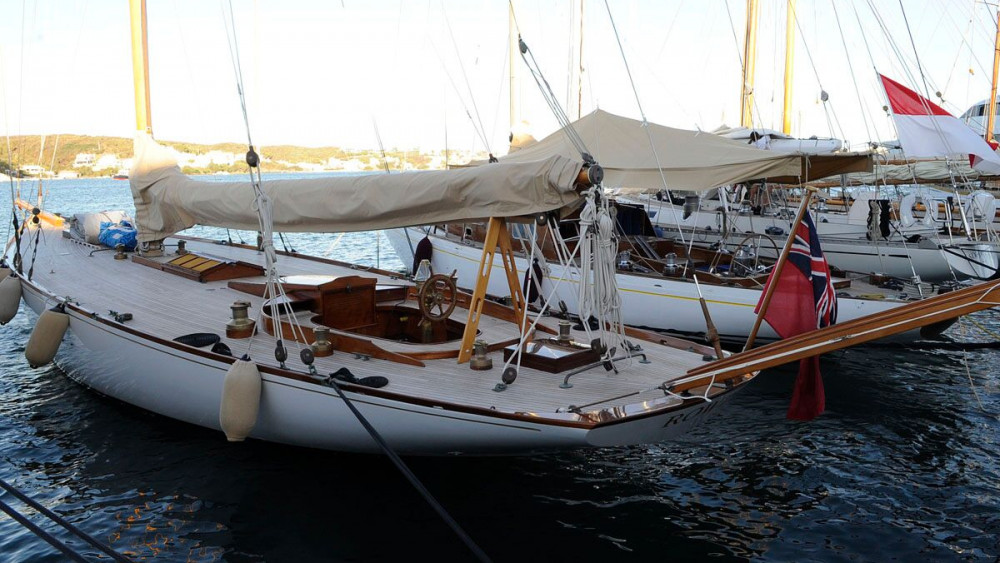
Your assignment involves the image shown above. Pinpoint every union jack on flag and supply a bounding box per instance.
[787,212,838,330]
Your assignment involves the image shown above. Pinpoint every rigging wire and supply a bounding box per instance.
[427,38,493,155]
[830,0,876,147]
[897,0,934,102]
[601,1,699,270]
[441,1,494,158]
[787,0,847,142]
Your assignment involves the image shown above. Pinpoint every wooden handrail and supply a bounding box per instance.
[666,279,1000,393]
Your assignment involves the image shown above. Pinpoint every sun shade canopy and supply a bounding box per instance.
[130,133,586,243]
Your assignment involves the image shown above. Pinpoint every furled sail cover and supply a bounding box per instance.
[130,133,585,243]
[482,110,803,191]
[826,159,990,186]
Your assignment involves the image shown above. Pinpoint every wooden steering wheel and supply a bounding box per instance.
[727,233,780,276]
[418,274,458,322]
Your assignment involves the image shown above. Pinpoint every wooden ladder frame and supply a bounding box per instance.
[457,217,528,363]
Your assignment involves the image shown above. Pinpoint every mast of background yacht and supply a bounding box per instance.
[985,9,999,144]
[781,0,795,135]
[130,0,152,137]
[739,0,759,128]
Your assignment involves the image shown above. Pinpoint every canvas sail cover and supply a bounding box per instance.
[828,159,991,186]
[484,110,804,191]
[130,133,585,243]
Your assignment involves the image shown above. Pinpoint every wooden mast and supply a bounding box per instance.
[986,9,999,144]
[740,0,760,128]
[782,0,796,135]
[129,0,152,135]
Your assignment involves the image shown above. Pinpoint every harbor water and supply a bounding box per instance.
[0,177,998,561]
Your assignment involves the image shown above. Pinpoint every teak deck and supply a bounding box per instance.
[28,228,718,417]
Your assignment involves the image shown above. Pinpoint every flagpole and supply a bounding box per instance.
[743,186,817,352]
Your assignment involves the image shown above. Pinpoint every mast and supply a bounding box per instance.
[740,0,759,128]
[986,9,999,144]
[781,0,796,135]
[129,0,152,135]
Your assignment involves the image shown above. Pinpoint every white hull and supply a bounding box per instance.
[630,196,999,282]
[12,232,749,456]
[387,228,932,343]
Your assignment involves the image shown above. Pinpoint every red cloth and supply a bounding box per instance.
[756,265,826,421]
[786,356,825,421]
[879,74,950,116]
[754,212,834,421]
[756,260,817,338]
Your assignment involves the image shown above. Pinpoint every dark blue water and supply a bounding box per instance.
[0,178,998,561]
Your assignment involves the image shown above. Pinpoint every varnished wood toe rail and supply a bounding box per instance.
[665,279,1000,393]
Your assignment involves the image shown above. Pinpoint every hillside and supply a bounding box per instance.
[1,134,457,176]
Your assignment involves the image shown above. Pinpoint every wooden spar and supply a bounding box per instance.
[987,9,1000,145]
[690,273,724,359]
[669,278,1000,393]
[129,0,152,135]
[740,0,760,128]
[698,295,725,360]
[14,199,64,228]
[457,217,527,364]
[742,187,815,352]
[782,0,796,135]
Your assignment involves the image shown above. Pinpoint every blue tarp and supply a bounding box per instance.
[99,220,138,250]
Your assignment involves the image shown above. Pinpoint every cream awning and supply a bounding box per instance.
[483,109,805,191]
[130,133,585,243]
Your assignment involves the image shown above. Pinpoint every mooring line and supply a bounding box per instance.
[0,478,132,562]
[0,496,89,563]
[327,379,490,562]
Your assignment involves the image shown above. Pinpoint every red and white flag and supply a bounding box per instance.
[879,74,1000,175]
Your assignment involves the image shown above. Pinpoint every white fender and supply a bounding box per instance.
[919,196,939,227]
[898,193,917,228]
[219,358,262,442]
[0,273,20,325]
[965,191,996,224]
[24,306,70,367]
[847,191,878,224]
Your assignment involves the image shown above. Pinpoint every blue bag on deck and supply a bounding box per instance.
[98,220,138,250]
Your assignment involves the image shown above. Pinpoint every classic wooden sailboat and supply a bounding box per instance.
[0,1,770,456]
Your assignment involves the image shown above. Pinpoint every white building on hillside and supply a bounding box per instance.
[73,153,96,167]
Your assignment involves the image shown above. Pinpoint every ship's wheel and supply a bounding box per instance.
[727,233,780,276]
[418,274,457,322]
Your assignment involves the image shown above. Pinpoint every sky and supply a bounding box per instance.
[1,0,998,157]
